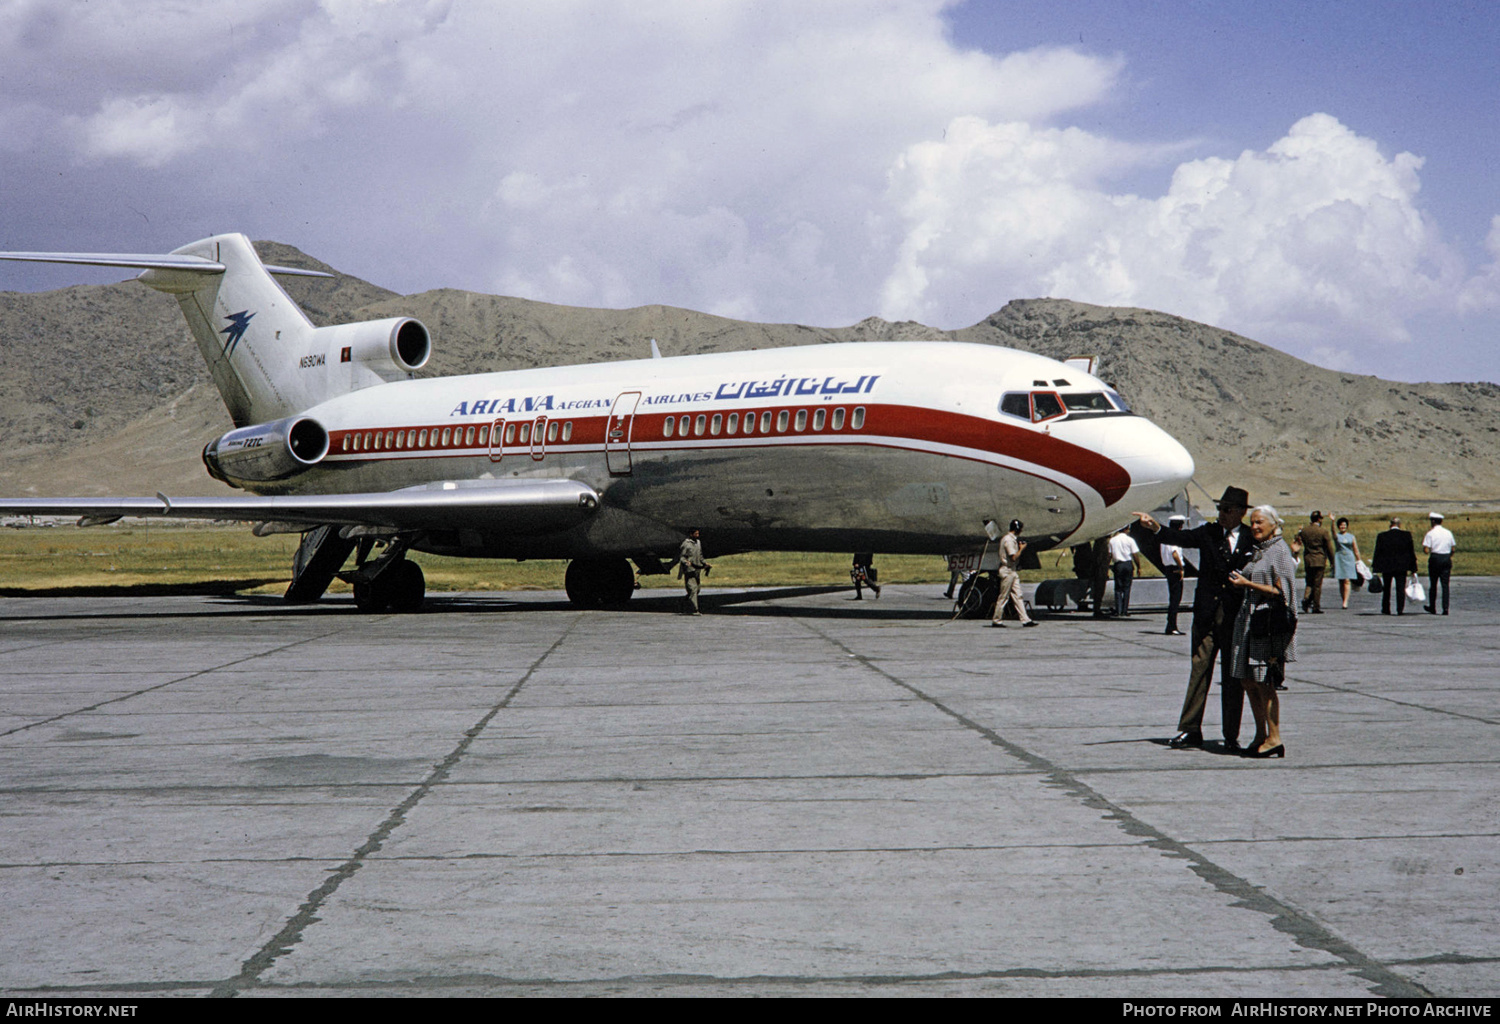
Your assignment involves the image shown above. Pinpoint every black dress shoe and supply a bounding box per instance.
[1169,731,1203,749]
[1243,743,1286,759]
[1221,738,1242,753]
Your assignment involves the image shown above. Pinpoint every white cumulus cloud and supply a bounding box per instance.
[2,0,1498,379]
[878,112,1484,368]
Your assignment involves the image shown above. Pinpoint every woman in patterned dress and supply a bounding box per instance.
[1226,506,1299,758]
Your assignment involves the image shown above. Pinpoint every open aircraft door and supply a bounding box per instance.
[605,391,641,475]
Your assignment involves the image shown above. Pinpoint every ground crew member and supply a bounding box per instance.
[678,528,710,614]
[851,552,881,599]
[991,519,1037,628]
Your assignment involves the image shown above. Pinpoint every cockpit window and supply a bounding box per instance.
[1061,392,1116,415]
[999,392,1031,419]
[1031,391,1065,421]
[1002,389,1134,423]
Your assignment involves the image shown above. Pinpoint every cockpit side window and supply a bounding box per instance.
[1031,391,1065,422]
[999,392,1031,420]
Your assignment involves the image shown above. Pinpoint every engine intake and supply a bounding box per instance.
[204,416,330,487]
[314,316,431,380]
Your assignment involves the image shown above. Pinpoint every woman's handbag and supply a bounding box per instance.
[1352,558,1371,591]
[1250,596,1297,638]
[1250,567,1298,639]
[1406,576,1426,603]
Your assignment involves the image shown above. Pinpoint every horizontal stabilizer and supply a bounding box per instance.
[0,251,331,278]
[1,479,600,535]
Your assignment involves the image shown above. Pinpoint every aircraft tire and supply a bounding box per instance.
[564,559,602,607]
[598,557,635,605]
[387,560,426,614]
[565,558,635,608]
[353,579,388,613]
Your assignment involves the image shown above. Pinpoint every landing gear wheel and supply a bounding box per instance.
[353,578,388,614]
[387,560,426,613]
[565,558,636,608]
[352,559,425,613]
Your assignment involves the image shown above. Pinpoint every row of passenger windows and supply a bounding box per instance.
[341,420,575,453]
[662,406,866,439]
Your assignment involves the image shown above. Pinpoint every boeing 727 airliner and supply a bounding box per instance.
[1,233,1195,610]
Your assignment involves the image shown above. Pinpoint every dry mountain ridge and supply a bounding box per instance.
[2,242,1497,511]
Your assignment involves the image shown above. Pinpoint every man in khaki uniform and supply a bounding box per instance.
[1295,511,1336,614]
[991,519,1037,628]
[678,528,710,614]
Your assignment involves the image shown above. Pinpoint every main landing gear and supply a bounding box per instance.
[342,534,426,613]
[281,525,426,612]
[564,557,635,608]
[351,558,426,614]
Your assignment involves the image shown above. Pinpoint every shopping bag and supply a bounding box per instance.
[1406,577,1426,603]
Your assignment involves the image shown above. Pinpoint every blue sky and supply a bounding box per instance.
[3,0,1497,384]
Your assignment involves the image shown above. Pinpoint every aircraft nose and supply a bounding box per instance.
[1109,419,1196,510]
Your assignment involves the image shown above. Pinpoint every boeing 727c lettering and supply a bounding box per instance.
[0,233,1195,610]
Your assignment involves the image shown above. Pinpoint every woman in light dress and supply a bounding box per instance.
[1332,517,1362,609]
[1226,506,1299,759]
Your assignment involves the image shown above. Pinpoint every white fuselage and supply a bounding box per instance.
[249,341,1194,562]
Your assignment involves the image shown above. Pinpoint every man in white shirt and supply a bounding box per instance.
[1422,512,1456,615]
[1107,526,1142,618]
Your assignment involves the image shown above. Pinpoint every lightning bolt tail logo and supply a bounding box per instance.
[220,311,254,358]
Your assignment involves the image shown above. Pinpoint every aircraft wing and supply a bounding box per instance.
[0,479,600,534]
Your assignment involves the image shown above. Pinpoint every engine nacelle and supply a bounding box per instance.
[313,317,430,383]
[203,416,330,487]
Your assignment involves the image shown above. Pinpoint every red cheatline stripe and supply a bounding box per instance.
[326,402,1131,506]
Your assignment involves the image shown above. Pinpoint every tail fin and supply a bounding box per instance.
[2,233,428,426]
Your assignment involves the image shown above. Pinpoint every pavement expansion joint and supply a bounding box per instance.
[208,617,582,999]
[794,617,1435,999]
[0,625,352,739]
[5,585,1496,997]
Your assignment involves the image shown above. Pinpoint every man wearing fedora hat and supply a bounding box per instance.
[1134,486,1256,751]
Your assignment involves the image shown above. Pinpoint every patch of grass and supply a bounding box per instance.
[3,513,1496,597]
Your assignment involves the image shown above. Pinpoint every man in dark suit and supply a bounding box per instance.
[1134,486,1255,751]
[1371,517,1419,615]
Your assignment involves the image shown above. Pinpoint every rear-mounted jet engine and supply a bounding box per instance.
[203,416,329,488]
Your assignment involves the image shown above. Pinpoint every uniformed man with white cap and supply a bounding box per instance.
[1422,512,1456,615]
